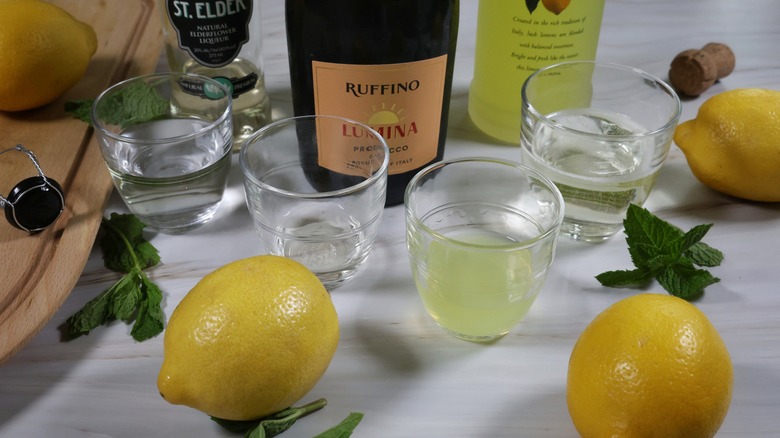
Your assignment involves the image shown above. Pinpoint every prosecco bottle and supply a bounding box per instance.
[285,0,459,205]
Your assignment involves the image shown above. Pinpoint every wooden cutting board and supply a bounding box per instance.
[0,0,164,364]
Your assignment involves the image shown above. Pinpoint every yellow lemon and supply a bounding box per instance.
[567,293,732,438]
[0,0,97,112]
[157,255,339,421]
[674,88,780,202]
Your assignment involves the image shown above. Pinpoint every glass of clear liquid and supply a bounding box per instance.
[520,61,681,242]
[405,157,564,342]
[239,115,389,290]
[92,72,233,234]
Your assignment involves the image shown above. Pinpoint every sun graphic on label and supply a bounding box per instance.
[367,102,406,125]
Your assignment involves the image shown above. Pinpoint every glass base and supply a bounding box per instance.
[313,266,363,291]
[560,218,623,243]
[140,205,219,235]
[441,325,509,343]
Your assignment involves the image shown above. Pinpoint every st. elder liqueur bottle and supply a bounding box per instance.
[158,0,271,149]
[285,0,459,205]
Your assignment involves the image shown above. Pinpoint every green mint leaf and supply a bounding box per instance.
[210,417,262,434]
[100,213,160,272]
[596,204,724,299]
[595,268,653,287]
[64,214,166,342]
[64,99,94,125]
[65,275,125,336]
[624,204,684,250]
[685,242,724,267]
[246,425,267,438]
[313,412,365,438]
[110,271,143,320]
[656,262,720,299]
[212,399,328,438]
[93,80,169,129]
[130,275,165,341]
[680,223,714,252]
[624,206,684,269]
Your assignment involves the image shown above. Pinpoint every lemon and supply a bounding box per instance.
[674,88,780,202]
[157,255,339,421]
[0,0,97,112]
[567,293,733,438]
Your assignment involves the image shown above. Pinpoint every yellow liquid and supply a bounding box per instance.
[468,0,605,144]
[414,228,544,341]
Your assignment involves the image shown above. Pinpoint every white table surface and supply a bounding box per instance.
[2,1,780,437]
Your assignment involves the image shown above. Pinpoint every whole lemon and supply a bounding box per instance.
[0,0,97,112]
[567,293,733,438]
[157,255,339,421]
[674,88,780,202]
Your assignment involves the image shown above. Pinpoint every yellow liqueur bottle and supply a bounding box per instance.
[469,0,605,144]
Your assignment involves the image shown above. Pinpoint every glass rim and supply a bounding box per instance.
[90,72,233,146]
[404,156,565,249]
[521,60,682,140]
[238,115,390,199]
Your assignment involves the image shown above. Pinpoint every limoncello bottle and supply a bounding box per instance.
[469,0,605,144]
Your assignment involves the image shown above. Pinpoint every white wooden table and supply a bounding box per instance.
[1,1,779,436]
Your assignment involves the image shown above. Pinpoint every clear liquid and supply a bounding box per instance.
[182,58,271,148]
[521,108,659,240]
[409,224,550,342]
[109,118,232,234]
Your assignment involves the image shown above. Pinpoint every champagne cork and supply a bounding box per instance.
[668,43,735,97]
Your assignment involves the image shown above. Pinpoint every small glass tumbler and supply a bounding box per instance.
[520,61,681,242]
[92,72,233,234]
[239,115,389,290]
[405,157,564,342]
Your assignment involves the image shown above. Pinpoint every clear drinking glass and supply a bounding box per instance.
[520,61,681,242]
[239,115,389,290]
[92,72,233,234]
[405,157,564,342]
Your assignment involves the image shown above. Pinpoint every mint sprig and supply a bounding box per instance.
[64,213,165,341]
[212,399,363,438]
[65,79,168,127]
[596,204,724,299]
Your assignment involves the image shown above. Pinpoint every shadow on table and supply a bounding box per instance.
[0,259,113,428]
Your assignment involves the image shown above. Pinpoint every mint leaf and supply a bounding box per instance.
[656,263,720,300]
[65,277,123,335]
[595,269,653,287]
[64,99,94,124]
[212,398,328,438]
[596,204,723,299]
[130,275,165,341]
[109,271,143,320]
[66,79,169,128]
[686,242,724,267]
[100,213,160,272]
[63,214,165,341]
[313,412,364,438]
[94,80,169,128]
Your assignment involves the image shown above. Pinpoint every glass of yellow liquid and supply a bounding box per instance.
[520,61,682,242]
[405,157,564,342]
